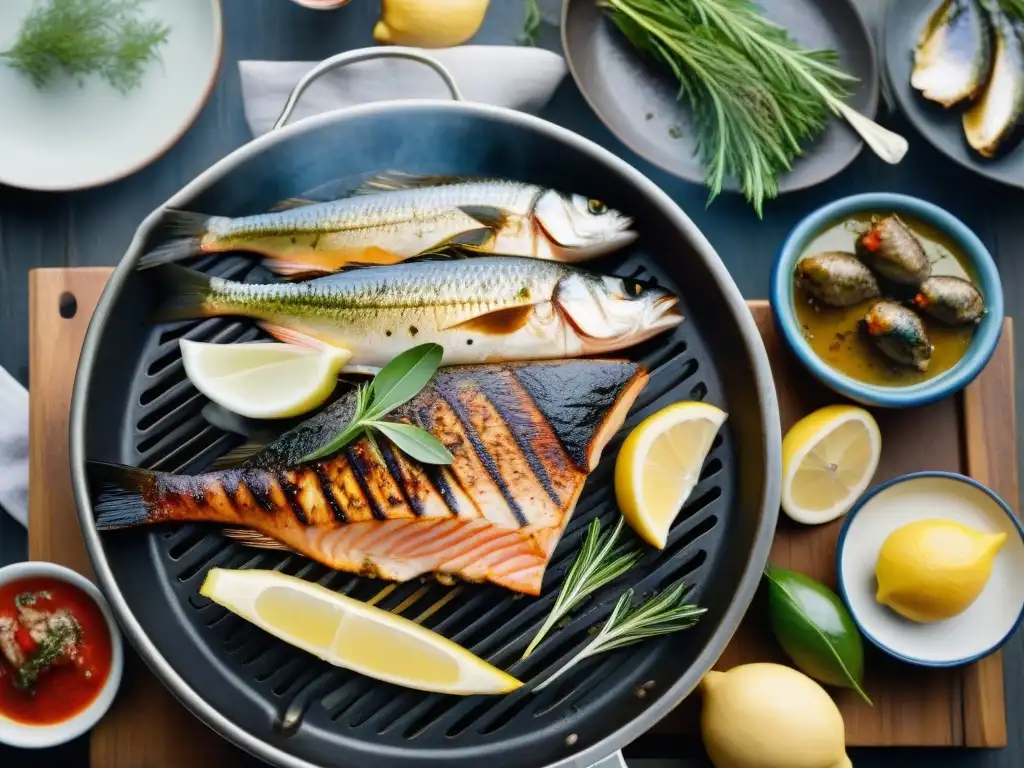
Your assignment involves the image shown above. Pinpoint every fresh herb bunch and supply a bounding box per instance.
[519,0,543,46]
[0,0,170,93]
[534,578,705,691]
[522,518,644,659]
[300,343,454,466]
[601,0,857,216]
[1002,0,1024,19]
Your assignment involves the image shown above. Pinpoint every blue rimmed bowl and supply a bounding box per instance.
[771,194,1004,408]
[836,472,1024,668]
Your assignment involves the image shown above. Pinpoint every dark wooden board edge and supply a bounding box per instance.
[961,320,1016,748]
[26,275,1013,755]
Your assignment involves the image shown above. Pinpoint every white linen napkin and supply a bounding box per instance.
[239,46,568,137]
[0,365,28,528]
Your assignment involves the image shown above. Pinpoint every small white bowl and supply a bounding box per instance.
[0,562,124,749]
[836,472,1024,667]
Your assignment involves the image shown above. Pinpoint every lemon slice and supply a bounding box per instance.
[782,405,881,525]
[615,401,728,549]
[200,568,522,695]
[180,340,350,420]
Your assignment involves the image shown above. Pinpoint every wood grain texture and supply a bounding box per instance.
[28,268,254,768]
[961,322,1018,748]
[655,303,1012,747]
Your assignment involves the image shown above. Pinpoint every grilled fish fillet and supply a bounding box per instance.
[88,360,647,595]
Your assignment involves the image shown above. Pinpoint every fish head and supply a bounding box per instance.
[555,272,683,353]
[533,191,637,261]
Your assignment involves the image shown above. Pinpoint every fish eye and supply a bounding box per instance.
[587,198,608,215]
[620,278,646,298]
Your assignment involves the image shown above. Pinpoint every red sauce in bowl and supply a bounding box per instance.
[0,576,112,725]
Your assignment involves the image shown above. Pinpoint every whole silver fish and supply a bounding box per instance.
[155,257,682,367]
[139,175,637,276]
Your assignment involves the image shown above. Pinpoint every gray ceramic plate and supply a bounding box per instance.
[561,0,879,193]
[885,0,1024,190]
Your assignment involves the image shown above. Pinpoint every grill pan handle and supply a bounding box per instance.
[273,47,465,129]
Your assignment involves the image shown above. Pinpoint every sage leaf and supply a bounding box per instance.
[765,565,872,705]
[365,343,443,419]
[367,420,454,465]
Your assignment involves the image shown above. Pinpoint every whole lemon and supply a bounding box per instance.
[700,663,851,768]
[374,0,490,48]
[876,519,1006,623]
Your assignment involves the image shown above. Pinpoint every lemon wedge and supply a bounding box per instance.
[180,340,350,420]
[200,568,522,695]
[615,401,727,549]
[876,519,1007,623]
[782,405,881,525]
[374,0,490,48]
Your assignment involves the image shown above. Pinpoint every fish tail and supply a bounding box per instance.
[88,461,161,529]
[138,210,212,269]
[151,264,216,323]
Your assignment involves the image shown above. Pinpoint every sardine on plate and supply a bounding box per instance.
[912,0,993,108]
[963,8,1024,158]
[153,257,683,367]
[88,360,649,596]
[138,175,637,276]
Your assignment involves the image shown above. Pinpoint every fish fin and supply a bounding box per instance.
[258,322,339,353]
[88,461,160,529]
[263,259,333,280]
[152,264,215,323]
[220,527,295,551]
[208,441,268,470]
[138,210,211,269]
[447,305,535,334]
[448,227,497,248]
[353,171,467,194]
[268,197,317,212]
[457,206,509,230]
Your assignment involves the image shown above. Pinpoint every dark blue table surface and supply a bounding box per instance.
[0,1,1020,766]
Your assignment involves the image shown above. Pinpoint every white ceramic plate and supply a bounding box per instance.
[0,0,222,191]
[837,472,1024,667]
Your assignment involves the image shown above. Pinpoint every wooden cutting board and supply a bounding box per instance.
[28,269,257,768]
[27,267,1014,764]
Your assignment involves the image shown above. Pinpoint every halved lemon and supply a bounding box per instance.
[180,340,350,419]
[615,401,728,549]
[781,405,881,525]
[200,569,521,695]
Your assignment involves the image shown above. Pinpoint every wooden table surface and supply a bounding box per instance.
[0,1,1020,766]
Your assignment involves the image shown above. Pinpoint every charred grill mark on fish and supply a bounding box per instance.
[434,384,531,528]
[312,463,346,523]
[276,471,307,525]
[345,445,388,522]
[376,439,422,516]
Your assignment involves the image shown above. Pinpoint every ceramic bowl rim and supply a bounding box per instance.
[770,193,1004,407]
[0,561,124,748]
[835,470,1024,668]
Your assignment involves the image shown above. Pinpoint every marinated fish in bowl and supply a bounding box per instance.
[791,211,983,387]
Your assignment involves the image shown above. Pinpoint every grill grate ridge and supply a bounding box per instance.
[106,238,756,767]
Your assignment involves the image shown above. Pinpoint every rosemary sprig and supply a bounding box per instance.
[600,0,855,216]
[534,578,706,691]
[0,0,170,93]
[1002,0,1024,19]
[301,344,454,465]
[519,0,543,46]
[522,518,644,659]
